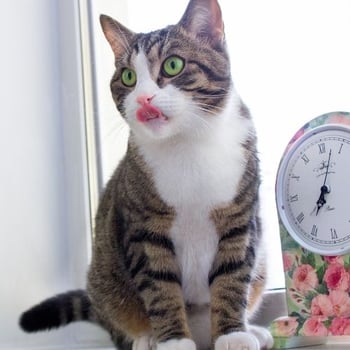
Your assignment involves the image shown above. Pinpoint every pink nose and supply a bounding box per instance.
[136,94,162,123]
[137,94,155,106]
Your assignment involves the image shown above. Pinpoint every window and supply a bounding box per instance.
[90,0,350,291]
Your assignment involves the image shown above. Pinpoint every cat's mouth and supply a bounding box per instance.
[136,103,168,124]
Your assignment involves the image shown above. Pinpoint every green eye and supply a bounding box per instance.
[121,68,137,87]
[163,56,185,77]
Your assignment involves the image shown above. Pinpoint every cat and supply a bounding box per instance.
[19,0,273,349]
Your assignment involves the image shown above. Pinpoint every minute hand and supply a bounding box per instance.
[316,149,332,215]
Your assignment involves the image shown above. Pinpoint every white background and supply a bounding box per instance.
[0,1,111,349]
[1,0,350,349]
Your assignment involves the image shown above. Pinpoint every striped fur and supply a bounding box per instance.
[20,290,93,332]
[20,1,272,349]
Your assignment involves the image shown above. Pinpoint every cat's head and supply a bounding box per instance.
[100,0,232,142]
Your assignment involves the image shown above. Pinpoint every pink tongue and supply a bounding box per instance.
[136,103,162,123]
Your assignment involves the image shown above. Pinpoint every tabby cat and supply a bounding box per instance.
[20,0,273,349]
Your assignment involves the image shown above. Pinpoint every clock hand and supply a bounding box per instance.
[316,187,328,215]
[315,149,332,216]
[322,149,332,187]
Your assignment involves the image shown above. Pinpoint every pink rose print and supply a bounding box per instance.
[329,317,350,336]
[272,316,299,337]
[311,294,333,317]
[312,291,350,318]
[293,264,318,293]
[329,114,350,126]
[301,317,328,336]
[328,290,350,317]
[324,263,350,291]
[282,252,294,272]
[324,256,344,266]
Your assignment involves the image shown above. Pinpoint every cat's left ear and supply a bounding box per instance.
[179,0,225,47]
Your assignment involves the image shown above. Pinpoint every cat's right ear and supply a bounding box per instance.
[100,15,134,58]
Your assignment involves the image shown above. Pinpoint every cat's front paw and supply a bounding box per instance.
[132,335,153,350]
[215,332,259,350]
[248,325,273,350]
[156,338,196,350]
[215,327,273,350]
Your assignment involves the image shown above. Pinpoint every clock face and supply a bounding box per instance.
[276,124,350,255]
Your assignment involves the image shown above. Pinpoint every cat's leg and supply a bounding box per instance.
[126,231,194,348]
[209,213,273,350]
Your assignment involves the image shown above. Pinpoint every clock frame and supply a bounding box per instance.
[270,111,350,349]
[276,124,350,256]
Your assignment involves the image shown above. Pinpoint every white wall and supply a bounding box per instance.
[0,1,111,348]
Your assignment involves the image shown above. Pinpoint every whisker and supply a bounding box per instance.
[185,112,214,138]
[191,89,230,97]
[195,103,226,114]
[104,119,129,140]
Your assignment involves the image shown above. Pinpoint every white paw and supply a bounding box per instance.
[133,335,153,350]
[156,338,196,350]
[248,325,273,349]
[215,332,259,350]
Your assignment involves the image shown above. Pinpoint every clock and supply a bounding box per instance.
[270,111,350,349]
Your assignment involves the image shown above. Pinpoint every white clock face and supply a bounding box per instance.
[276,124,350,255]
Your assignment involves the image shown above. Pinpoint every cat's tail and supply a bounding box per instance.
[19,290,97,332]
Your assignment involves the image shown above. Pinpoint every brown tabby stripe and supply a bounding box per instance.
[124,232,179,284]
[209,260,245,286]
[218,223,250,243]
[128,254,147,279]
[128,230,176,255]
[144,269,182,284]
[208,240,256,286]
[188,59,229,82]
[136,280,154,294]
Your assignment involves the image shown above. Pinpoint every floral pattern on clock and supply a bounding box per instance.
[270,225,350,338]
[271,111,350,348]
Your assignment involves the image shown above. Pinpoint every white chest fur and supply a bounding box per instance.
[138,90,252,304]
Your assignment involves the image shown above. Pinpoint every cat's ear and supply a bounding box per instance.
[100,15,135,58]
[179,0,225,47]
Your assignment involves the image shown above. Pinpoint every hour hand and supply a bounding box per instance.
[316,185,329,215]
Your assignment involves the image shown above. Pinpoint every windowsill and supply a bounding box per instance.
[290,343,349,350]
[292,346,350,350]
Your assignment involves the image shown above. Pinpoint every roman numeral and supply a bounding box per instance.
[331,228,338,240]
[311,225,318,237]
[301,154,310,164]
[296,212,305,224]
[318,143,326,154]
[290,174,300,181]
[290,194,299,202]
